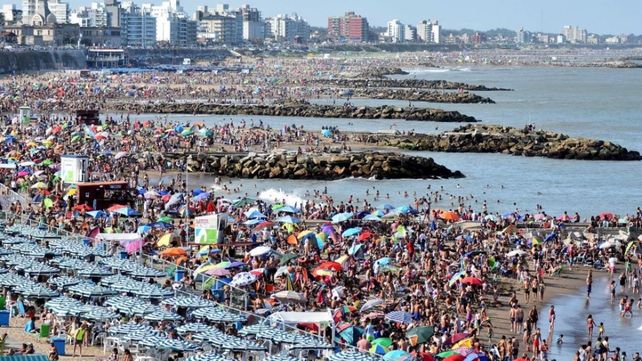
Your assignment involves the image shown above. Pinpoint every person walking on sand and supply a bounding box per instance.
[587,314,596,341]
[72,323,88,357]
[587,269,593,299]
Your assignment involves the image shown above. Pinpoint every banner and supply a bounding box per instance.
[194,214,220,245]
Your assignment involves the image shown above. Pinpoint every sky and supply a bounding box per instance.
[149,0,641,35]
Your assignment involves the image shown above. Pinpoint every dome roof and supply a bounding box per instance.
[46,13,57,24]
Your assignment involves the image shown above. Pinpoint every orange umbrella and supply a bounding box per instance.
[440,211,460,222]
[318,261,342,272]
[160,247,187,257]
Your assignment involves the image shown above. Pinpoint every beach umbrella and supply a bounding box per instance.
[248,245,272,257]
[363,214,382,222]
[144,309,183,321]
[205,268,230,277]
[232,197,255,207]
[360,298,384,312]
[278,205,300,214]
[372,337,393,348]
[87,210,107,218]
[157,215,173,223]
[68,283,116,298]
[446,333,470,345]
[332,212,353,223]
[177,323,212,334]
[114,151,128,160]
[506,250,526,257]
[461,277,483,286]
[279,252,299,265]
[406,326,434,346]
[157,233,172,247]
[244,208,265,219]
[385,311,413,324]
[274,216,300,224]
[144,190,160,199]
[161,296,215,308]
[440,211,460,222]
[271,290,306,303]
[230,272,257,287]
[160,247,187,257]
[83,307,120,321]
[24,263,60,276]
[185,353,228,361]
[384,350,412,361]
[328,350,379,361]
[342,227,362,238]
[340,326,363,345]
[77,265,113,278]
[254,221,273,230]
[370,344,389,355]
[30,181,48,189]
[113,207,140,217]
[317,261,342,272]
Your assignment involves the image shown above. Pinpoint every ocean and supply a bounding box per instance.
[123,66,642,217]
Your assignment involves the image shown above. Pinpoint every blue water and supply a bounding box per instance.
[115,66,642,217]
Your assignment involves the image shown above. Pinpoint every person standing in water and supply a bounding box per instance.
[587,314,596,341]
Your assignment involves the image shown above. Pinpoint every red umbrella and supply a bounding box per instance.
[318,261,342,272]
[107,204,126,212]
[73,204,93,211]
[461,277,484,286]
[358,230,373,241]
[599,212,614,221]
[417,353,435,361]
[446,333,470,345]
[254,221,273,231]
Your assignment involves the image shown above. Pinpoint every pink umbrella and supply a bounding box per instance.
[205,268,230,277]
[17,171,29,177]
[125,239,144,254]
[533,213,546,221]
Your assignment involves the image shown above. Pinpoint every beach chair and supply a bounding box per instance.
[38,323,50,341]
[16,301,25,317]
[24,321,34,333]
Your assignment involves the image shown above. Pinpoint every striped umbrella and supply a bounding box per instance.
[229,272,257,287]
[120,329,162,341]
[48,276,85,289]
[192,307,247,323]
[238,324,273,336]
[2,237,30,245]
[128,285,173,299]
[100,274,136,286]
[24,263,60,276]
[13,243,60,257]
[105,296,155,315]
[126,266,166,278]
[184,353,229,361]
[77,265,113,278]
[108,323,155,335]
[139,336,199,351]
[68,283,116,298]
[265,356,299,361]
[176,323,212,334]
[82,306,120,321]
[14,283,59,299]
[385,311,414,325]
[0,268,8,274]
[161,296,216,308]
[45,297,86,316]
[1,254,36,268]
[0,273,30,287]
[143,309,183,321]
[327,350,380,361]
[56,258,94,271]
[0,247,14,256]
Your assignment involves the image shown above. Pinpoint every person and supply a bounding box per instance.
[557,334,564,344]
[123,349,134,361]
[0,332,7,354]
[356,335,370,352]
[587,314,596,340]
[108,347,119,361]
[48,343,59,361]
[72,323,87,357]
[587,269,593,298]
[598,322,605,338]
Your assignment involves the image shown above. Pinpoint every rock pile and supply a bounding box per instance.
[109,103,478,122]
[164,151,464,180]
[382,124,641,161]
[356,67,409,78]
[352,88,495,104]
[314,78,512,91]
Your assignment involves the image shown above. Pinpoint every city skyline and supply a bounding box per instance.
[55,0,637,35]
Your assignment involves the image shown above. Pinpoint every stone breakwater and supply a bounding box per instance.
[352,88,495,104]
[314,78,512,91]
[109,103,478,122]
[356,67,409,78]
[377,124,641,161]
[163,151,464,180]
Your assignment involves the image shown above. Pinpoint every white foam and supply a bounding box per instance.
[258,188,306,207]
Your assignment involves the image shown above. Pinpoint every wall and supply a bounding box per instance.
[0,49,86,74]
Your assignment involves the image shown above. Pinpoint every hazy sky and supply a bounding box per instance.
[153,0,640,34]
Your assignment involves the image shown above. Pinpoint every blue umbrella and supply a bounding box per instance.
[193,192,210,202]
[274,216,301,224]
[332,212,353,223]
[342,227,362,238]
[321,129,332,137]
[385,311,413,324]
[363,214,382,222]
[244,209,265,219]
[394,206,414,215]
[545,232,557,242]
[113,207,140,217]
[348,244,364,256]
[87,210,107,218]
[243,219,262,226]
[378,204,395,211]
[278,205,300,214]
[384,350,411,361]
[339,326,363,345]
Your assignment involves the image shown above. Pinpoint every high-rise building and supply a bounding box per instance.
[70,2,108,27]
[327,11,369,42]
[22,0,50,25]
[266,13,309,43]
[103,0,120,27]
[431,20,441,44]
[3,4,23,24]
[417,20,431,42]
[562,25,587,43]
[47,0,68,23]
[196,12,242,45]
[239,4,263,42]
[516,27,527,43]
[120,2,156,47]
[404,24,416,42]
[143,0,196,45]
[386,19,404,43]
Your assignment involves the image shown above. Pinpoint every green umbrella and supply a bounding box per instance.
[233,197,255,207]
[71,135,82,142]
[437,350,458,358]
[271,203,284,211]
[339,326,363,346]
[158,216,173,223]
[406,326,434,346]
[42,159,53,166]
[43,198,53,208]
[279,253,299,266]
[372,337,393,347]
[181,129,194,136]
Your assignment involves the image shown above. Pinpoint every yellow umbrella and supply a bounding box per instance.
[194,263,218,276]
[335,255,349,264]
[157,233,172,247]
[452,337,473,350]
[297,230,315,240]
[66,188,77,196]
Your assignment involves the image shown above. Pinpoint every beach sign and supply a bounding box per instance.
[194,214,220,244]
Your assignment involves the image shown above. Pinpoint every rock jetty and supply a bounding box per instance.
[356,67,409,78]
[381,124,641,161]
[314,78,512,91]
[109,102,478,122]
[163,151,464,180]
[352,88,495,104]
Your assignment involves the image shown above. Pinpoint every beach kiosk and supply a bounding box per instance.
[60,155,89,184]
[18,105,30,124]
[194,214,226,245]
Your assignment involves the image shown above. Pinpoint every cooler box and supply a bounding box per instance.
[119,251,128,259]
[0,310,10,326]
[174,269,185,282]
[51,337,66,356]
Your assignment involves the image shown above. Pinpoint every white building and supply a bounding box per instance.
[266,13,309,43]
[404,24,416,42]
[2,4,21,24]
[120,1,156,47]
[70,2,108,27]
[47,0,68,23]
[22,0,50,25]
[417,20,432,42]
[240,4,263,42]
[431,20,441,44]
[562,25,587,43]
[386,19,404,43]
[142,0,196,45]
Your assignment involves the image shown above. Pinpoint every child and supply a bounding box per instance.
[556,334,564,345]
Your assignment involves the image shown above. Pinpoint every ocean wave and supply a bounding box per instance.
[258,188,306,206]
[407,68,451,74]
